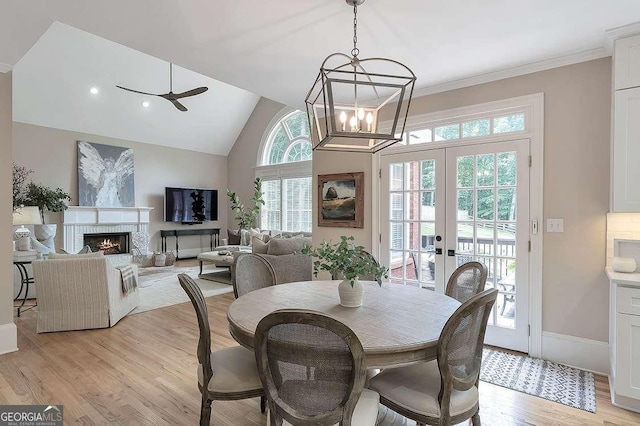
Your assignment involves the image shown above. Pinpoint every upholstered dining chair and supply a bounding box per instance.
[233,253,276,298]
[254,309,380,426]
[368,288,498,426]
[445,261,488,304]
[177,274,265,425]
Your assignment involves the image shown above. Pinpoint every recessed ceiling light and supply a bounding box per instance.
[89,87,99,95]
[142,101,150,108]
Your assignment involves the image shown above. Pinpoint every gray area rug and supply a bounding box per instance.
[480,348,596,413]
[199,269,232,285]
[131,267,233,314]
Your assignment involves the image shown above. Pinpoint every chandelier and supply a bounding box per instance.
[305,0,416,153]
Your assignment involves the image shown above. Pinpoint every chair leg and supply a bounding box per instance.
[471,411,481,426]
[200,394,212,426]
[260,395,266,413]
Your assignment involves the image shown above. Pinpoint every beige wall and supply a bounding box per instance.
[227,97,286,231]
[0,72,14,340]
[406,58,612,342]
[12,123,228,253]
[220,58,614,343]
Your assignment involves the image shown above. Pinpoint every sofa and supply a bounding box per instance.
[232,253,312,298]
[32,252,139,333]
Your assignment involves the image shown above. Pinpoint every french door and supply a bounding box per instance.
[380,139,530,352]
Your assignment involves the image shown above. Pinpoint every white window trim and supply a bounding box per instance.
[372,92,544,358]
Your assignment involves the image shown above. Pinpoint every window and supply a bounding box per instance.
[258,110,313,232]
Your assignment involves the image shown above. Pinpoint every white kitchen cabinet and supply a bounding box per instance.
[615,35,640,91]
[608,268,640,412]
[612,87,640,212]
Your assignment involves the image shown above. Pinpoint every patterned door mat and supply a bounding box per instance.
[480,348,596,413]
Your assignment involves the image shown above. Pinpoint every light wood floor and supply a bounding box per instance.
[3,262,640,425]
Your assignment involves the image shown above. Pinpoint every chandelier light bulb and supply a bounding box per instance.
[358,108,365,120]
[340,111,347,131]
[366,112,374,132]
[350,115,357,131]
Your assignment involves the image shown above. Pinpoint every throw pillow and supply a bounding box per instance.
[266,237,313,256]
[56,245,93,255]
[252,237,269,254]
[227,229,241,245]
[240,229,251,246]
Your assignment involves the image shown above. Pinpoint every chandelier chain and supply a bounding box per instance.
[351,2,359,58]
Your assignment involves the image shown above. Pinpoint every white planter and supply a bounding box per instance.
[338,277,363,308]
[34,224,57,251]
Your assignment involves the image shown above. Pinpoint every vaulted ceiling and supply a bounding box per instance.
[2,0,640,153]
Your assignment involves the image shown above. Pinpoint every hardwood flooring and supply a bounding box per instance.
[2,261,640,425]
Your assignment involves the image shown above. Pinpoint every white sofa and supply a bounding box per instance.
[32,254,139,333]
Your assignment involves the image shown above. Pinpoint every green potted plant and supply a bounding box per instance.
[22,182,72,250]
[226,178,265,244]
[302,236,388,307]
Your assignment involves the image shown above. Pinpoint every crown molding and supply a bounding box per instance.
[605,22,640,53]
[411,47,610,98]
[0,63,12,73]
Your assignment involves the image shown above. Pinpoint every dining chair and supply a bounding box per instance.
[368,288,498,426]
[233,253,276,298]
[445,261,488,304]
[177,273,265,425]
[254,309,380,426]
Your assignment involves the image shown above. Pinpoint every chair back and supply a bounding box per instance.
[437,288,497,414]
[445,261,488,303]
[177,274,213,386]
[255,309,366,426]
[233,254,276,298]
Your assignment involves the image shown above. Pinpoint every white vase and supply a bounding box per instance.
[612,257,637,273]
[34,224,57,251]
[338,277,363,308]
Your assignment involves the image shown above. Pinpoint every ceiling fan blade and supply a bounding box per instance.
[173,87,208,99]
[170,99,188,112]
[115,85,159,96]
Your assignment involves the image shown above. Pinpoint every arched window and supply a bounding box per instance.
[257,110,313,232]
[261,111,312,166]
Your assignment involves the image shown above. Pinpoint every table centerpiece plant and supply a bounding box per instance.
[302,236,388,307]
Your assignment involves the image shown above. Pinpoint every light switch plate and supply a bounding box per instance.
[546,218,564,233]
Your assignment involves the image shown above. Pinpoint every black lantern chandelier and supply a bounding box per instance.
[305,0,416,153]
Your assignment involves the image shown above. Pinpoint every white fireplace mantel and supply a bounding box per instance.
[63,206,153,225]
[63,206,153,259]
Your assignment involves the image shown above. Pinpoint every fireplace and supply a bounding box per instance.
[83,232,130,255]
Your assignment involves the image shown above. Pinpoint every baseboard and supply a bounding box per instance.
[541,331,609,375]
[0,322,18,355]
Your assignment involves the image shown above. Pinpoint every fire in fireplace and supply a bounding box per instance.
[83,232,130,255]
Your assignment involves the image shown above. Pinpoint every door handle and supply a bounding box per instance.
[447,249,456,257]
[435,248,442,255]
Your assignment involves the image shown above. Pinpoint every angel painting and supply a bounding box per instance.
[77,141,135,207]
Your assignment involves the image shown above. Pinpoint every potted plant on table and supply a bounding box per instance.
[302,236,388,307]
[22,182,72,250]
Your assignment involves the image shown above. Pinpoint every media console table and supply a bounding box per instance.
[160,228,220,260]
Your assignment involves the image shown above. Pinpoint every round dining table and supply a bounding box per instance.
[227,280,461,369]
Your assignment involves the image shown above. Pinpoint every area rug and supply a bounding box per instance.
[199,269,232,285]
[480,348,596,413]
[130,267,233,314]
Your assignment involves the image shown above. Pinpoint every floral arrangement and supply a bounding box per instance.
[302,236,388,286]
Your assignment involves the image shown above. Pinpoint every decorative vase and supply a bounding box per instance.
[338,277,363,308]
[34,224,57,251]
[612,257,637,273]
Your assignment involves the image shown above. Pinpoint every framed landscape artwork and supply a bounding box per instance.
[318,172,364,228]
[77,141,135,207]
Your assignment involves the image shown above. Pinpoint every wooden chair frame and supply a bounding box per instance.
[178,274,265,425]
[377,289,498,426]
[255,309,366,426]
[445,261,489,303]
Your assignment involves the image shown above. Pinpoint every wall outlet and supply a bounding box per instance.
[547,218,564,233]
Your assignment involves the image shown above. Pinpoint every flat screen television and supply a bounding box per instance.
[165,187,218,224]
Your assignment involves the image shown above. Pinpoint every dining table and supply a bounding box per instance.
[227,280,461,369]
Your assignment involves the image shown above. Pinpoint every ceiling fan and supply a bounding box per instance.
[116,63,208,112]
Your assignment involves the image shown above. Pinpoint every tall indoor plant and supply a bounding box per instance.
[302,236,388,307]
[226,178,265,243]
